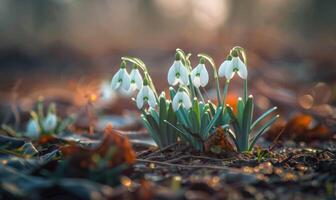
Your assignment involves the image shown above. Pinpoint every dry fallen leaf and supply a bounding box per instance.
[265,114,333,142]
[60,124,136,170]
[205,128,235,152]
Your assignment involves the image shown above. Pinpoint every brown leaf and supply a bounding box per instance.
[265,114,333,142]
[205,128,235,152]
[60,124,136,170]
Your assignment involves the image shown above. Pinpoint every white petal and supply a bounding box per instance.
[237,59,248,79]
[225,61,235,80]
[181,92,191,109]
[133,69,143,90]
[191,67,197,81]
[136,88,145,109]
[121,69,130,90]
[147,89,157,108]
[168,63,177,85]
[142,85,150,97]
[26,120,40,139]
[172,92,182,111]
[231,57,239,69]
[111,69,122,89]
[179,65,189,85]
[193,77,201,88]
[100,82,113,100]
[199,64,209,87]
[43,113,57,132]
[128,83,137,92]
[218,60,231,77]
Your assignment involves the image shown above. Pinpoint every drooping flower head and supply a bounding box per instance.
[128,64,143,92]
[191,58,209,88]
[26,112,41,139]
[111,61,131,91]
[218,50,248,80]
[168,53,189,86]
[43,103,57,132]
[136,79,157,109]
[172,88,192,111]
[43,114,57,133]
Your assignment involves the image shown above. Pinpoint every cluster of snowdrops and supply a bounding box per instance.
[110,47,279,152]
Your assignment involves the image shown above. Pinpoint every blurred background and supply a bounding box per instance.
[0,0,335,128]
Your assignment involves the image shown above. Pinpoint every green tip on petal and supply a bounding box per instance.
[226,55,233,60]
[143,78,149,86]
[199,57,205,64]
[178,87,184,92]
[231,49,239,57]
[120,60,127,68]
[175,52,181,61]
[132,63,138,69]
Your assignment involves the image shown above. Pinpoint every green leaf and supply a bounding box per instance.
[208,102,216,116]
[166,102,177,143]
[226,106,241,135]
[248,115,279,151]
[225,128,240,152]
[159,97,168,145]
[142,117,162,148]
[188,110,200,133]
[250,107,277,131]
[237,98,245,127]
[241,96,254,151]
[149,109,159,124]
[204,106,223,138]
[192,98,200,123]
[56,114,76,133]
[169,87,176,100]
[200,112,210,136]
[178,108,192,127]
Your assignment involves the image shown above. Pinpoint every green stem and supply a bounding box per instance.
[243,79,248,103]
[196,87,205,103]
[222,81,230,106]
[188,75,196,100]
[215,76,222,106]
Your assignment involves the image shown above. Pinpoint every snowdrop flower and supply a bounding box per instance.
[128,65,143,92]
[111,61,131,91]
[26,119,40,139]
[172,89,192,111]
[191,59,209,88]
[167,54,189,86]
[100,81,113,100]
[136,80,157,109]
[218,56,247,80]
[43,113,57,132]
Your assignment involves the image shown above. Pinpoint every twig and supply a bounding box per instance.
[136,149,153,157]
[269,125,287,151]
[143,142,178,158]
[165,155,235,163]
[136,158,240,172]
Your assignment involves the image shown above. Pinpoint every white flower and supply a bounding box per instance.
[111,67,130,91]
[26,119,40,139]
[100,81,113,100]
[191,63,209,88]
[172,90,192,111]
[218,60,231,77]
[128,68,143,92]
[43,113,57,132]
[136,85,157,109]
[218,57,248,80]
[168,60,189,86]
